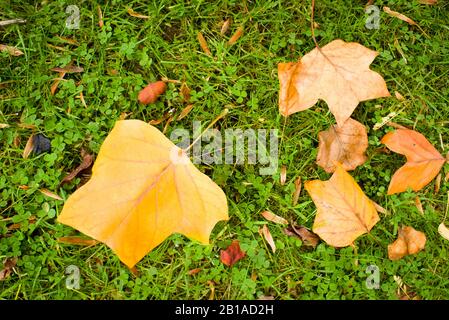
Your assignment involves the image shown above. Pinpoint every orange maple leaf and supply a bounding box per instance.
[58,120,228,268]
[388,226,426,260]
[305,164,380,247]
[381,129,445,195]
[278,39,390,126]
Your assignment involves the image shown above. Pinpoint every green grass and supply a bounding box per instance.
[1,0,449,299]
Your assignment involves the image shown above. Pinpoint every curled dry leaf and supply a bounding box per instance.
[22,134,35,159]
[278,39,390,126]
[419,0,437,4]
[60,149,94,185]
[259,225,276,253]
[292,177,302,206]
[381,129,445,195]
[0,44,24,56]
[220,240,246,267]
[180,82,191,102]
[197,32,211,56]
[280,166,287,185]
[51,71,66,95]
[138,81,167,104]
[0,258,18,281]
[414,196,424,215]
[227,26,243,46]
[284,224,320,248]
[127,8,150,19]
[58,236,98,246]
[97,6,104,28]
[188,268,201,275]
[58,120,228,268]
[438,223,449,241]
[383,7,417,26]
[50,66,84,73]
[388,226,426,261]
[177,104,194,121]
[305,164,379,247]
[435,173,441,194]
[260,210,288,225]
[317,118,368,173]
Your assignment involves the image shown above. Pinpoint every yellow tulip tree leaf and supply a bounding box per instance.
[305,164,380,247]
[278,39,390,126]
[381,129,446,195]
[58,120,228,268]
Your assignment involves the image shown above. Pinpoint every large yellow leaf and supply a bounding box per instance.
[381,129,445,195]
[305,164,379,247]
[278,39,390,126]
[58,120,228,268]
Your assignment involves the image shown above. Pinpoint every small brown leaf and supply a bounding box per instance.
[127,8,150,19]
[435,173,441,194]
[261,210,288,225]
[292,177,302,206]
[187,268,201,275]
[39,188,63,201]
[50,71,66,95]
[259,225,276,253]
[280,166,287,185]
[177,104,194,121]
[317,118,368,173]
[288,224,320,248]
[180,82,191,102]
[50,66,84,73]
[227,26,243,46]
[388,226,426,260]
[22,134,35,159]
[220,19,231,35]
[0,44,23,56]
[383,7,417,26]
[58,236,98,246]
[138,81,166,104]
[0,258,18,281]
[207,280,215,300]
[394,91,405,101]
[220,240,246,267]
[419,0,437,4]
[197,32,211,56]
[98,6,104,28]
[414,196,424,215]
[60,149,94,185]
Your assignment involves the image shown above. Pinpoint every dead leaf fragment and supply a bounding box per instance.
[220,19,231,35]
[261,210,288,225]
[292,177,302,206]
[414,196,424,215]
[227,26,243,46]
[259,225,276,253]
[280,166,287,185]
[180,82,191,102]
[381,129,445,194]
[51,71,66,95]
[97,6,104,28]
[305,164,379,247]
[394,91,405,101]
[50,66,84,73]
[58,120,228,268]
[177,104,194,121]
[60,149,94,185]
[383,7,417,26]
[197,32,211,56]
[138,81,166,104]
[58,236,98,246]
[317,118,368,173]
[419,0,437,4]
[0,258,18,281]
[278,39,390,126]
[435,173,441,194]
[284,224,320,248]
[0,44,23,56]
[22,134,35,159]
[438,223,449,241]
[220,240,246,267]
[188,268,201,275]
[127,8,150,19]
[388,226,426,260]
[39,188,63,201]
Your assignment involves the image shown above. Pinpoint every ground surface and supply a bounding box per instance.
[1,0,449,299]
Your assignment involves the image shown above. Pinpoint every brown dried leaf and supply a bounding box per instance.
[220,240,246,267]
[435,173,441,194]
[22,134,34,159]
[98,6,104,28]
[197,32,211,56]
[51,71,66,95]
[259,225,276,253]
[0,44,23,56]
[50,66,84,73]
[414,196,424,215]
[220,19,231,36]
[0,258,18,281]
[177,104,194,121]
[292,177,302,206]
[317,118,368,173]
[180,82,191,102]
[261,210,288,225]
[383,7,417,25]
[419,0,437,4]
[280,166,287,185]
[39,188,63,201]
[60,149,94,185]
[388,226,426,260]
[227,26,243,46]
[394,91,405,101]
[284,224,320,248]
[58,236,98,246]
[188,268,201,275]
[127,8,149,19]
